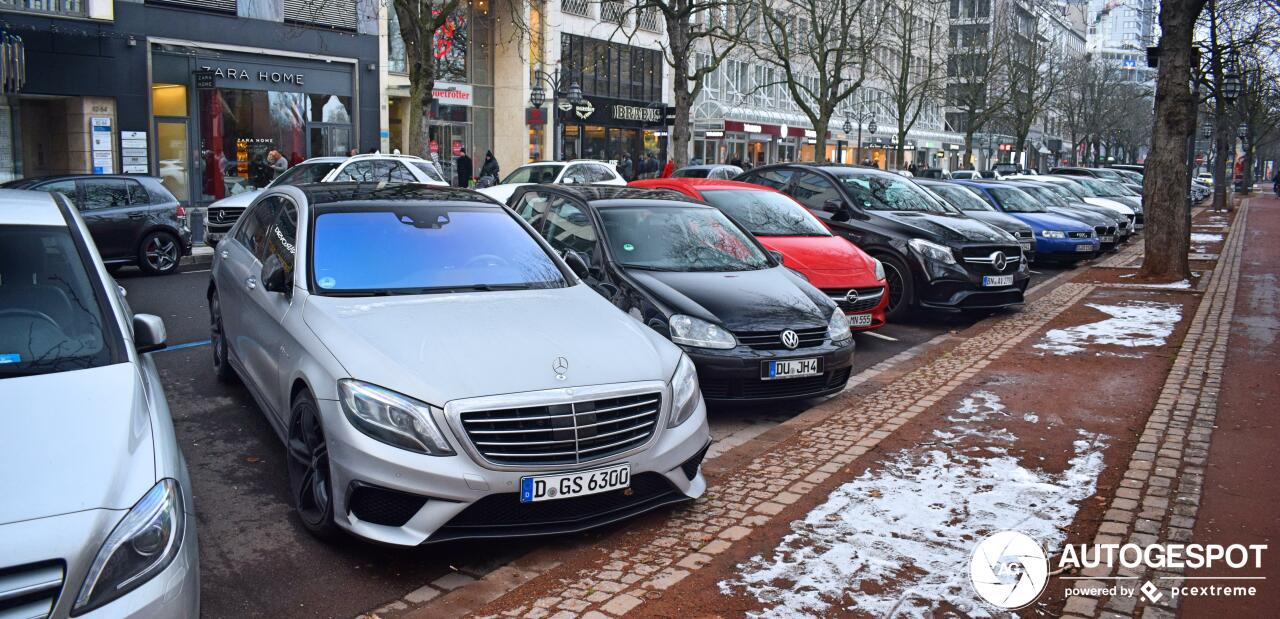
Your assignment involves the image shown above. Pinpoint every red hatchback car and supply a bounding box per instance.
[631,178,889,330]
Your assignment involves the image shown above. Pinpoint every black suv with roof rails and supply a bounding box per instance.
[735,164,1029,319]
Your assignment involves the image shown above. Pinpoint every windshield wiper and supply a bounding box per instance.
[620,264,683,272]
[321,290,394,297]
[414,283,537,293]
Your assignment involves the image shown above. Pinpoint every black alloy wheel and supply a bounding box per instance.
[209,290,234,383]
[879,254,915,321]
[138,231,180,275]
[287,393,340,539]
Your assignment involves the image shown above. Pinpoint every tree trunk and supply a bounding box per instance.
[667,18,692,168]
[672,88,693,168]
[814,117,829,163]
[1213,122,1231,211]
[963,131,975,169]
[1139,0,1206,281]
[1242,145,1255,194]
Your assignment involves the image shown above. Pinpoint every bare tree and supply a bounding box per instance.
[870,0,949,169]
[947,0,1016,169]
[1057,55,1127,165]
[1110,83,1155,163]
[1003,1,1070,169]
[1235,55,1280,192]
[609,0,754,168]
[1140,0,1209,282]
[751,0,883,158]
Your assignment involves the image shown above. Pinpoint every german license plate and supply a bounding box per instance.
[1075,244,1095,252]
[849,313,873,327]
[762,357,821,380]
[983,275,1014,287]
[1019,242,1032,251]
[1101,235,1115,243]
[520,463,630,503]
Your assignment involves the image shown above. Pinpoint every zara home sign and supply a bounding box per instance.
[199,66,305,87]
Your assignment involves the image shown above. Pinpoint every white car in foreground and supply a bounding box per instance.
[476,160,626,204]
[0,189,198,617]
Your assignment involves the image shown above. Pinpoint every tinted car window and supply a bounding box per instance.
[335,160,397,182]
[513,191,552,233]
[831,172,947,212]
[1022,185,1069,208]
[563,165,590,184]
[788,172,842,210]
[388,162,417,183]
[262,199,298,274]
[272,161,341,186]
[37,180,77,202]
[126,180,150,205]
[410,161,446,183]
[988,187,1046,213]
[672,168,710,178]
[543,199,598,256]
[81,180,131,210]
[587,164,616,183]
[311,205,567,293]
[0,224,120,377]
[502,165,563,184]
[748,168,794,190]
[700,189,830,236]
[599,206,770,272]
[927,184,995,212]
[234,197,280,258]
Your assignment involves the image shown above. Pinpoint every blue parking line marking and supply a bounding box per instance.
[160,339,211,352]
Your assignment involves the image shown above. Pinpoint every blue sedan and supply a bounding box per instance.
[953,180,1099,262]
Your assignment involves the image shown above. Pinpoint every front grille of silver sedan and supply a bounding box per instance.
[459,393,662,466]
[0,561,64,619]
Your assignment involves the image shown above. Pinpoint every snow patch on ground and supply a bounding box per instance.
[1023,413,1040,423]
[1191,232,1223,243]
[1136,279,1191,289]
[721,392,1108,618]
[1033,301,1182,356]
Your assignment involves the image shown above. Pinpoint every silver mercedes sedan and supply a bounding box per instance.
[209,183,710,545]
[0,189,198,617]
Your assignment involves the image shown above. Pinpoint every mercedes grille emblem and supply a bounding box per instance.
[991,251,1008,272]
[552,356,568,380]
[780,329,800,350]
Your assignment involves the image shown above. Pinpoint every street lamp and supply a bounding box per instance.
[1237,124,1248,138]
[1222,71,1242,103]
[529,68,584,161]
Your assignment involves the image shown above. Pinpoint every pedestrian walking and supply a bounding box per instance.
[455,147,474,188]
[477,150,500,188]
[645,153,659,179]
[619,152,634,181]
[267,150,288,179]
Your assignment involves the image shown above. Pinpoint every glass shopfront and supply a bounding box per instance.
[151,47,357,206]
[552,35,667,165]
[557,96,668,164]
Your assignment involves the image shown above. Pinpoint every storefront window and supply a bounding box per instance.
[152,84,188,117]
[582,125,606,160]
[199,89,309,201]
[309,94,351,123]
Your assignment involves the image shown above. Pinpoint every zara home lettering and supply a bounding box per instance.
[200,66,305,86]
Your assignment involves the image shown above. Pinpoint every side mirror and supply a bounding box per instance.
[562,250,590,278]
[261,254,290,294]
[133,314,167,353]
[768,250,785,265]
[822,198,846,213]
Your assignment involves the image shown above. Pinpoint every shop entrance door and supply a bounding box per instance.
[154,119,191,205]
[309,124,352,159]
[428,123,469,185]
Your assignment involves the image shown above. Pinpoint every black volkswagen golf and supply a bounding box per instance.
[736,164,1029,319]
[508,185,855,403]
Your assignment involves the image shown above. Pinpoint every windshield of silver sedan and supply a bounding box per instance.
[311,205,568,294]
[0,225,118,377]
[599,206,771,272]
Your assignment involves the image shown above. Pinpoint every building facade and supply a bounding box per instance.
[1085,0,1157,82]
[1,0,380,206]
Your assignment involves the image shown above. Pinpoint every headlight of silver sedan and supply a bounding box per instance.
[668,354,704,428]
[339,379,455,456]
[73,479,185,614]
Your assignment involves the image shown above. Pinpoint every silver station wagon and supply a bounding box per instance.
[209,183,711,545]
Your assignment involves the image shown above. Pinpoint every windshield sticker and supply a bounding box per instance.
[318,276,337,288]
[622,243,635,252]
[0,353,20,364]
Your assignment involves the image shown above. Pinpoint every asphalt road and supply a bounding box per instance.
[113,260,1072,618]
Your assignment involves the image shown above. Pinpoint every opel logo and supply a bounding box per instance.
[552,356,568,380]
[844,290,861,303]
[990,251,1008,272]
[780,329,800,350]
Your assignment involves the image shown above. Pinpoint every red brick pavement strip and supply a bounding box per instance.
[1060,199,1252,619]
[1181,196,1280,617]
[423,281,1102,619]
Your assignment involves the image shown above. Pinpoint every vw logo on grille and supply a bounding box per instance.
[552,356,568,380]
[990,251,1008,272]
[780,329,800,350]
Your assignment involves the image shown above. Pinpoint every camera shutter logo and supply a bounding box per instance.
[969,530,1050,609]
[780,329,800,350]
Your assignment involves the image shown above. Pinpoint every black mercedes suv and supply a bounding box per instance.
[736,164,1029,319]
